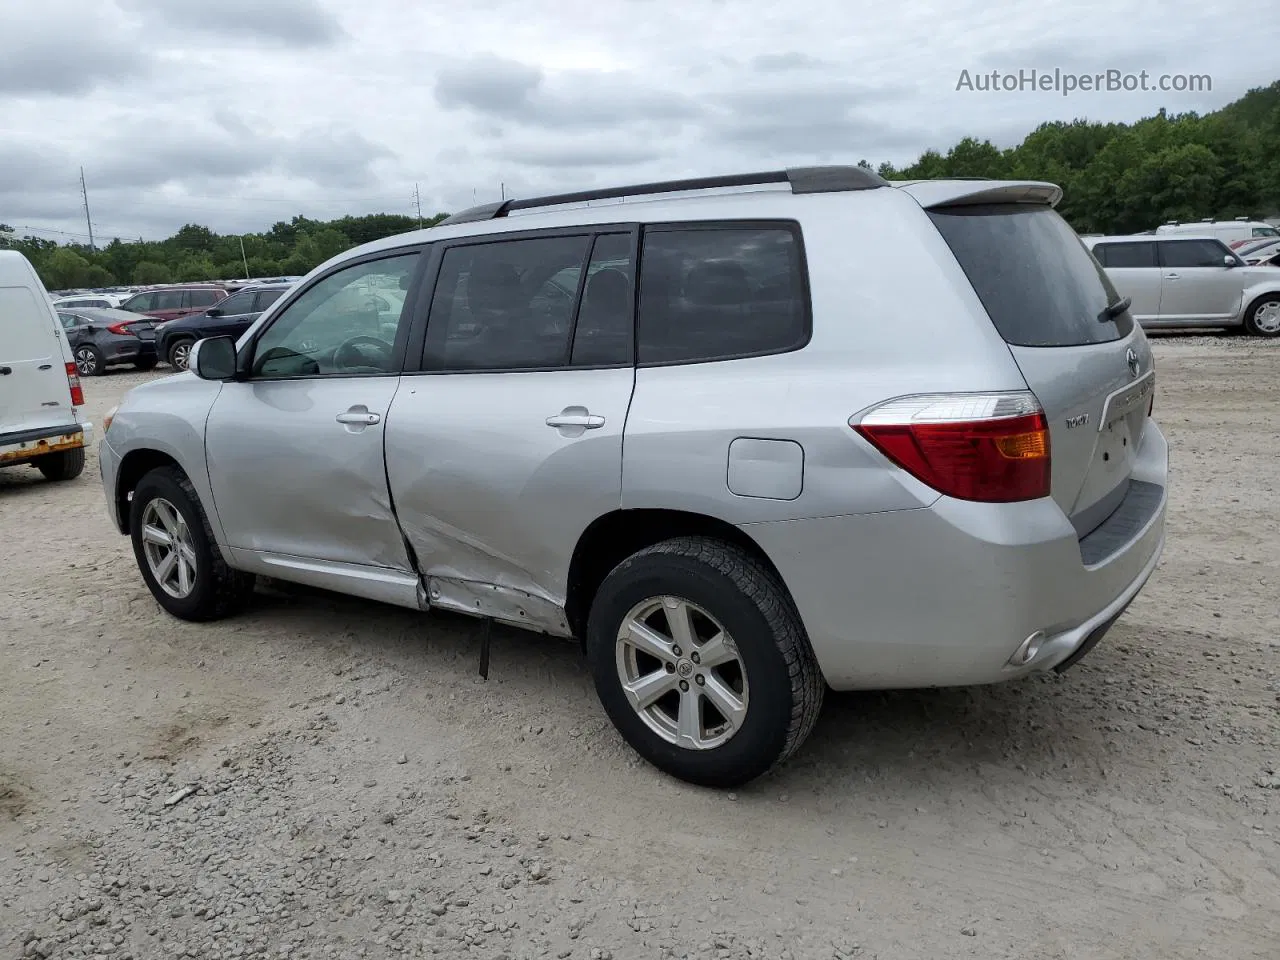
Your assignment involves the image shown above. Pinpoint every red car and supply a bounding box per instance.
[119,285,228,322]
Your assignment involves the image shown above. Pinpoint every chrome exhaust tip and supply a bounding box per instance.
[1008,630,1046,667]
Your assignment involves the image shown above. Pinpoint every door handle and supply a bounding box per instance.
[546,413,605,429]
[336,410,381,426]
[1164,273,1180,280]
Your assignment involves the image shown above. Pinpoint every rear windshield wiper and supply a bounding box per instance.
[1099,296,1131,323]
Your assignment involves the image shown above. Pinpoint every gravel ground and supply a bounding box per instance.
[1,336,1278,960]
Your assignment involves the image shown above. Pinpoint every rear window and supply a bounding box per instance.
[928,204,1131,347]
[1093,241,1157,269]
[637,224,809,365]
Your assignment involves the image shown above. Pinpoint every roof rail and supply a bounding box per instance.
[436,165,887,226]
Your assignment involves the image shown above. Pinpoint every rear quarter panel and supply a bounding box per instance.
[623,189,1030,523]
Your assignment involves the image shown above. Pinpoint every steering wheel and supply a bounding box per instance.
[333,335,393,371]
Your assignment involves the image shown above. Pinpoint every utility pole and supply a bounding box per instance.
[80,166,95,250]
[500,182,505,201]
[239,236,251,279]
[413,182,424,228]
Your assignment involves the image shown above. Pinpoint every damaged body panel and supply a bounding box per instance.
[0,426,86,466]
[383,367,636,637]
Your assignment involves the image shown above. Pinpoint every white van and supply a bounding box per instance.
[1155,219,1280,246]
[1,250,92,481]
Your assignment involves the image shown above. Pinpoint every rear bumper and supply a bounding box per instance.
[745,420,1169,691]
[0,422,91,467]
[105,340,157,364]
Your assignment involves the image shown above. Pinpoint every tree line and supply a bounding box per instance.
[5,80,1278,292]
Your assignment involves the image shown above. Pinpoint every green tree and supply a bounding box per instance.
[133,261,172,284]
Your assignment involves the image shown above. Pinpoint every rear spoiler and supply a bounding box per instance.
[895,179,1062,209]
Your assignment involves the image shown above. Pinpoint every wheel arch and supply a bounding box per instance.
[114,449,184,533]
[564,508,796,642]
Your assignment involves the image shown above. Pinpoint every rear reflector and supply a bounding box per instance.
[105,321,135,336]
[65,362,85,406]
[853,391,1051,502]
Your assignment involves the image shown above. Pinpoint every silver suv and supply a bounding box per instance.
[100,167,1168,787]
[1085,234,1280,336]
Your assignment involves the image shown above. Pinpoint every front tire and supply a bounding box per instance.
[130,466,253,621]
[168,339,195,371]
[1243,294,1280,337]
[36,447,85,481]
[586,537,824,788]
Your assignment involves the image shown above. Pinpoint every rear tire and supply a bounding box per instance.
[130,466,254,621]
[586,536,824,788]
[74,345,104,376]
[1243,294,1280,337]
[168,339,195,371]
[36,447,85,481]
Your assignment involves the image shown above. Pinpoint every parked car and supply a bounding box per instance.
[58,308,158,375]
[1085,234,1280,335]
[156,282,292,370]
[120,285,227,322]
[53,293,124,310]
[1237,238,1280,264]
[0,251,91,481]
[100,167,1168,787]
[1156,219,1280,246]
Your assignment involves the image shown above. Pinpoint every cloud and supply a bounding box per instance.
[0,0,1273,242]
[117,0,345,46]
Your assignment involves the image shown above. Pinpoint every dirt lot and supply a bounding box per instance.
[1,337,1278,960]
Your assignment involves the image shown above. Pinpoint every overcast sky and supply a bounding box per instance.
[3,0,1274,243]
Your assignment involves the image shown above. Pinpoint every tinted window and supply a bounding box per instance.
[255,289,285,311]
[252,254,418,378]
[928,204,1130,347]
[217,292,257,315]
[124,292,155,312]
[1160,239,1231,268]
[57,312,79,329]
[572,234,633,366]
[424,235,591,371]
[1254,227,1280,238]
[1094,241,1156,269]
[188,289,220,308]
[153,290,184,310]
[637,225,808,365]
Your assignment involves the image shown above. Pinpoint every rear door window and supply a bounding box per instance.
[1094,241,1157,269]
[255,289,285,312]
[1158,239,1231,268]
[217,292,257,316]
[154,291,185,311]
[188,289,220,308]
[636,224,809,365]
[927,204,1131,347]
[124,292,156,312]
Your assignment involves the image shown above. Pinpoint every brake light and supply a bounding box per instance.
[853,392,1051,503]
[65,362,85,406]
[106,321,135,336]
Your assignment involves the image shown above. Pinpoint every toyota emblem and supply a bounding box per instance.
[1126,348,1139,378]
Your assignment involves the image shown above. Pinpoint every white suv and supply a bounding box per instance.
[100,168,1167,786]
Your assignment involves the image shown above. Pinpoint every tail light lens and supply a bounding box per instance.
[853,391,1051,503]
[106,321,136,336]
[65,362,85,406]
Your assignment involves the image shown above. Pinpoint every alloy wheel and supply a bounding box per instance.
[140,497,198,599]
[1254,301,1280,335]
[75,348,97,376]
[615,596,750,750]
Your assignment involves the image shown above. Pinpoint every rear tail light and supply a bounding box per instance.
[106,321,136,336]
[65,362,85,406]
[852,391,1051,503]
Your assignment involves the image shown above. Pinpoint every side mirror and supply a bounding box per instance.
[207,307,223,317]
[1224,255,1238,268]
[190,336,237,380]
